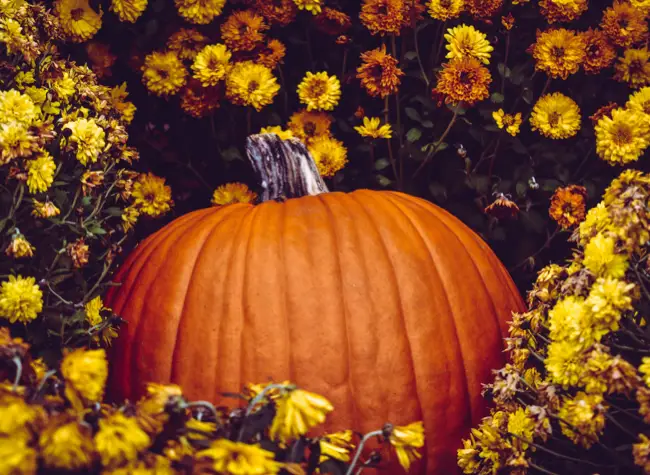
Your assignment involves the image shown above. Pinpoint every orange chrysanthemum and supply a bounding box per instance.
[467,0,503,19]
[485,194,519,220]
[601,2,648,48]
[287,110,332,143]
[615,48,650,88]
[549,185,587,230]
[220,9,268,52]
[582,28,617,74]
[167,28,209,61]
[314,7,352,35]
[539,0,587,23]
[589,102,618,125]
[180,79,223,118]
[255,39,286,69]
[400,0,426,29]
[359,0,404,36]
[530,28,586,79]
[356,45,404,98]
[254,0,297,26]
[435,57,492,105]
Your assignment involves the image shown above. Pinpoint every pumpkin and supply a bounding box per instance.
[106,134,525,474]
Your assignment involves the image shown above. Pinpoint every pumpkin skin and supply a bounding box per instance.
[106,189,524,474]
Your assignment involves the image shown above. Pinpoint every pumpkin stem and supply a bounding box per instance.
[245,133,329,202]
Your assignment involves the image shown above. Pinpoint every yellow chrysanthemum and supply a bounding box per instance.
[297,71,341,112]
[615,48,650,88]
[32,200,60,218]
[196,440,282,474]
[26,152,56,194]
[0,275,43,324]
[558,392,606,448]
[492,109,522,136]
[293,0,321,14]
[95,413,151,469]
[319,430,354,463]
[174,0,225,24]
[595,108,649,165]
[583,233,628,279]
[530,28,586,79]
[630,0,650,14]
[225,61,280,111]
[55,0,102,42]
[539,0,587,23]
[585,277,635,333]
[444,24,493,65]
[0,89,39,125]
[548,295,595,344]
[39,418,94,471]
[221,10,268,52]
[269,388,334,443]
[435,57,492,105]
[427,0,464,21]
[288,110,332,143]
[545,340,585,387]
[121,206,140,232]
[85,296,106,326]
[110,0,147,22]
[0,17,26,56]
[0,437,37,475]
[308,136,348,178]
[141,50,187,97]
[389,421,425,472]
[5,234,35,259]
[529,92,581,139]
[61,348,108,406]
[627,87,650,116]
[0,121,36,164]
[578,202,611,245]
[260,126,294,140]
[110,83,136,124]
[211,183,257,206]
[354,116,392,139]
[132,172,173,217]
[582,28,617,74]
[64,118,106,166]
[192,44,231,87]
[640,357,650,387]
[601,1,648,48]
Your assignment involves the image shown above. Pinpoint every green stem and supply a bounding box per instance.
[501,31,511,96]
[383,96,400,188]
[344,430,384,475]
[412,108,459,179]
[413,25,429,86]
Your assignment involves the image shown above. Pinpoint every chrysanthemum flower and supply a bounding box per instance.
[110,83,137,124]
[141,50,187,97]
[627,87,650,116]
[0,121,37,164]
[530,28,586,79]
[356,45,404,98]
[32,200,60,218]
[67,238,89,269]
[484,194,520,220]
[55,0,102,42]
[293,0,322,15]
[110,0,147,22]
[0,18,27,57]
[288,110,332,143]
[167,28,209,61]
[39,417,94,471]
[595,108,650,165]
[196,440,283,474]
[529,92,581,139]
[435,57,492,105]
[269,388,334,443]
[360,0,404,36]
[95,413,151,468]
[180,79,222,118]
[0,89,39,125]
[192,44,231,87]
[581,28,617,74]
[466,0,503,19]
[615,48,650,88]
[444,24,493,65]
[319,430,355,463]
[256,39,286,69]
[354,116,392,139]
[5,233,34,259]
[584,233,629,279]
[85,42,117,78]
[132,172,173,217]
[427,0,464,21]
[400,0,426,28]
[630,0,650,14]
[389,421,426,472]
[297,71,341,111]
[260,125,294,140]
[255,0,297,26]
[211,182,257,205]
[26,152,56,194]
[174,0,226,24]
[601,1,647,48]
[220,9,268,52]
[63,118,106,166]
[84,296,106,326]
[549,185,587,230]
[61,347,108,409]
[225,61,279,111]
[314,7,352,35]
[307,136,348,177]
[539,0,587,23]
[0,438,37,474]
[492,109,522,136]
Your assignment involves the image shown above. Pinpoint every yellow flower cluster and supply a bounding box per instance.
[460,169,650,474]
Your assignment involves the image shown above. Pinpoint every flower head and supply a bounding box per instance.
[85,296,107,326]
[174,0,225,24]
[196,440,282,474]
[55,0,102,42]
[64,118,106,166]
[357,45,404,98]
[549,185,587,229]
[110,0,147,22]
[67,238,89,269]
[583,233,628,279]
[5,233,34,259]
[260,126,294,140]
[167,28,209,61]
[192,44,231,87]
[531,28,586,79]
[435,57,492,105]
[39,417,94,471]
[492,109,522,136]
[467,0,502,19]
[288,110,332,143]
[269,388,334,443]
[226,61,280,111]
[220,10,268,52]
[132,173,173,217]
[427,0,464,21]
[32,200,60,218]
[444,24,493,65]
[293,0,322,14]
[627,87,650,116]
[256,0,297,25]
[558,392,606,448]
[360,0,403,36]
[297,72,341,111]
[26,152,56,193]
[354,116,392,139]
[0,89,39,125]
[95,412,151,468]
[212,183,257,206]
[484,194,520,220]
[0,275,42,324]
[539,0,587,23]
[389,421,425,472]
[530,92,581,139]
[581,28,617,74]
[308,136,348,178]
[601,2,647,48]
[314,7,352,35]
[61,348,108,407]
[319,430,354,463]
[141,50,187,97]
[595,108,649,165]
[615,48,650,88]
[255,39,286,69]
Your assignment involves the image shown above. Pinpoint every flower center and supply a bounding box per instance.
[551,46,565,59]
[248,80,259,93]
[629,59,645,75]
[71,8,84,20]
[304,122,316,136]
[548,111,561,127]
[614,124,633,145]
[459,71,472,83]
[309,79,327,97]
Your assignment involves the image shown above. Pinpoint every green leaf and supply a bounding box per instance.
[404,108,421,122]
[406,128,422,142]
[497,63,511,78]
[221,147,243,162]
[522,88,534,104]
[375,158,390,171]
[376,175,392,187]
[428,182,447,202]
[86,224,106,235]
[516,182,528,197]
[105,207,122,217]
[404,51,418,61]
[490,92,505,104]
[421,120,434,128]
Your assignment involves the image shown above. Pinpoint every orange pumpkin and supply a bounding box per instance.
[106,134,524,474]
